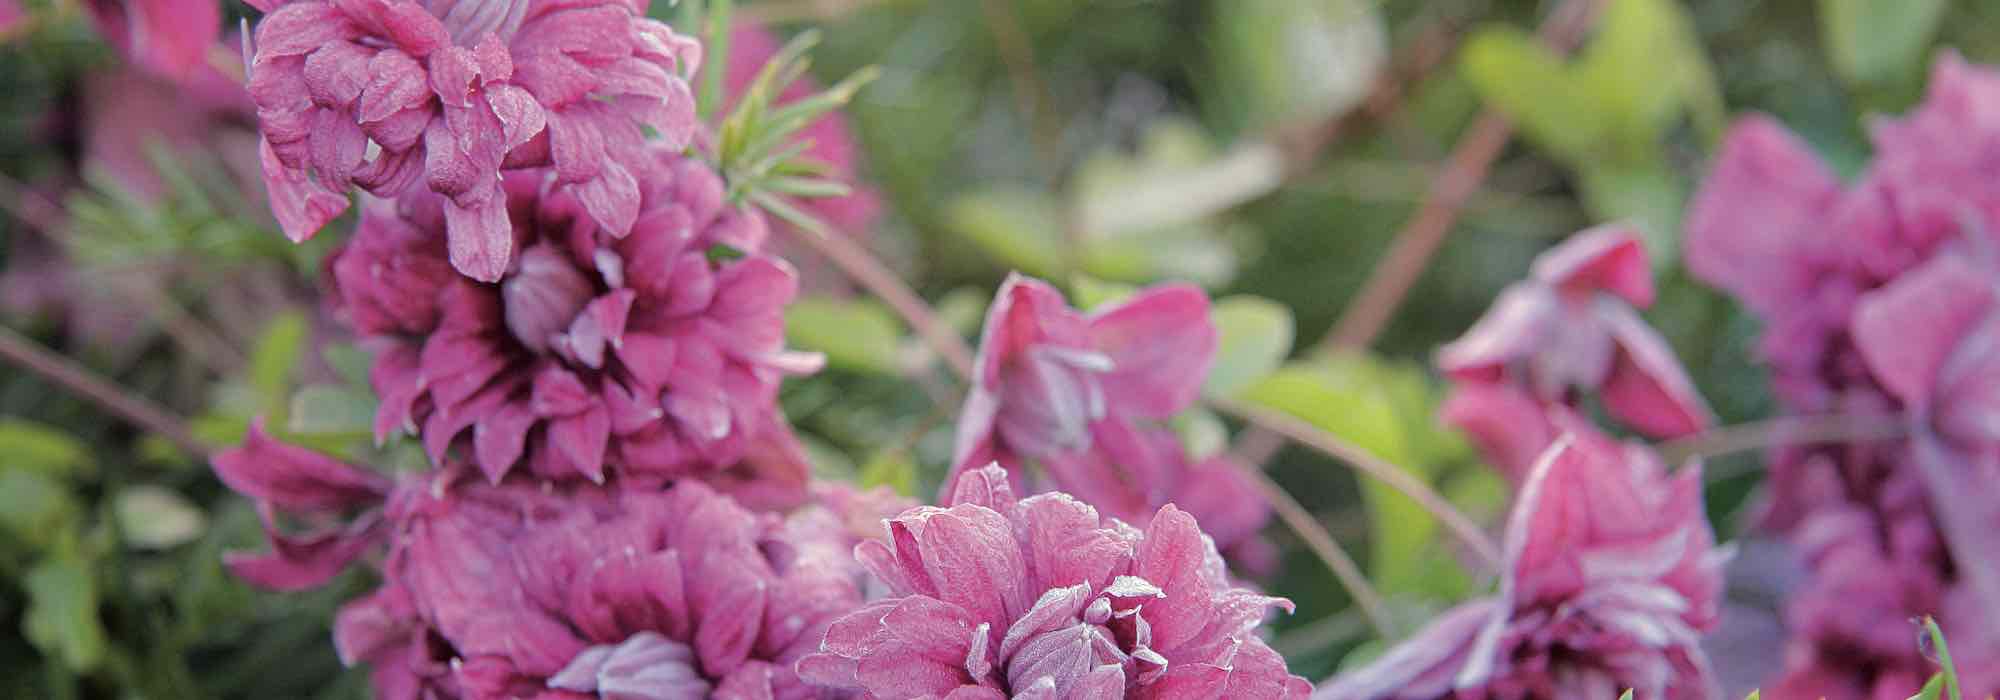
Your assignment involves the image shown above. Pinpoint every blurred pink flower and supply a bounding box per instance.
[1042,419,1276,576]
[798,463,1311,699]
[0,1,26,39]
[82,0,221,83]
[725,21,881,238]
[1437,224,1712,482]
[329,150,822,489]
[245,0,700,281]
[945,273,1216,495]
[1317,423,1727,699]
[1686,51,2000,697]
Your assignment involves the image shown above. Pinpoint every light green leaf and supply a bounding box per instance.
[857,450,917,497]
[0,420,93,477]
[1578,162,1687,268]
[1744,692,1761,700]
[1069,275,1137,310]
[1922,616,1964,700]
[1909,673,1946,700]
[944,188,1067,278]
[286,384,380,439]
[115,486,207,550]
[1619,691,1635,700]
[1204,296,1295,398]
[785,298,906,376]
[23,555,107,672]
[1205,0,1387,132]
[1821,0,1947,87]
[1460,27,1604,161]
[1577,0,1708,142]
[249,312,309,418]
[0,471,77,547]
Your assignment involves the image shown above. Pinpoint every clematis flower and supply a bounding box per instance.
[1851,252,2000,634]
[1437,224,1712,481]
[1042,419,1276,575]
[1685,51,2000,697]
[0,1,22,39]
[799,463,1311,699]
[245,0,700,281]
[945,273,1216,497]
[82,0,222,83]
[329,149,823,489]
[1316,422,1728,699]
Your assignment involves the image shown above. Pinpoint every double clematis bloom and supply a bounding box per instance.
[1436,224,1712,482]
[1687,51,2000,698]
[1316,422,1728,700]
[329,149,822,489]
[214,424,881,699]
[943,274,1271,571]
[798,463,1312,698]
[246,0,700,281]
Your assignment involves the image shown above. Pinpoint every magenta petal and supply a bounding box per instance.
[1684,115,1841,315]
[259,138,348,242]
[1435,284,1559,380]
[1852,255,1996,406]
[1529,224,1654,306]
[1132,505,1214,653]
[444,189,514,282]
[1311,601,1496,700]
[1088,283,1216,418]
[1598,303,1715,438]
[212,421,390,510]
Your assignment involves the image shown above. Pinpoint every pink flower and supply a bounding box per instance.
[245,0,700,281]
[0,1,23,39]
[214,425,880,699]
[1686,51,2000,696]
[1316,422,1727,699]
[329,150,823,489]
[82,0,221,83]
[725,21,881,238]
[798,463,1310,699]
[1041,419,1276,576]
[945,273,1216,497]
[1437,224,1712,481]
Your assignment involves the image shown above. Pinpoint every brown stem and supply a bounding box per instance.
[1238,461,1394,638]
[1213,396,1503,571]
[0,325,208,458]
[1322,0,1602,351]
[783,228,979,382]
[1656,412,1910,469]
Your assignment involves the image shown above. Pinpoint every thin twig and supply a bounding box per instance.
[783,228,978,381]
[1656,412,1910,468]
[0,325,208,457]
[1323,0,1602,351]
[1213,396,1502,571]
[978,0,1060,168]
[1240,461,1394,638]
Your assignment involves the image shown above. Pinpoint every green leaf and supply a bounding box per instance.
[944,188,1068,278]
[0,471,77,547]
[1909,673,1946,700]
[22,555,107,672]
[1576,0,1708,143]
[1921,616,1964,700]
[249,312,309,419]
[1577,162,1687,268]
[1069,275,1137,310]
[785,298,906,376]
[1459,27,1604,161]
[857,449,917,496]
[286,385,379,440]
[1204,0,1387,133]
[0,420,93,477]
[1204,296,1295,398]
[114,485,207,550]
[1745,692,1761,700]
[1619,691,1635,700]
[1821,0,1947,87]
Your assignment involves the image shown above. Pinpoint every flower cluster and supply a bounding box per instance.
[1318,421,1728,699]
[800,463,1311,699]
[246,0,700,281]
[1436,224,1712,481]
[1687,51,2000,698]
[330,148,822,490]
[947,273,1274,571]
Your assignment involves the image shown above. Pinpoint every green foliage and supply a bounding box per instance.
[1202,0,1387,135]
[786,297,909,376]
[1204,295,1296,398]
[1821,0,1948,90]
[21,554,105,673]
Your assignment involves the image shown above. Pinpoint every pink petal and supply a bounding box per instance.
[1088,283,1216,419]
[1684,115,1841,315]
[1598,303,1715,438]
[1530,224,1654,306]
[1852,255,1996,405]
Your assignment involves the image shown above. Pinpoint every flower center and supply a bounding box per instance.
[502,245,595,356]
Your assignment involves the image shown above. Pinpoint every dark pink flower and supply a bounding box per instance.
[1437,224,1712,481]
[0,1,23,39]
[211,421,395,591]
[329,149,822,489]
[1317,423,1727,699]
[725,21,881,239]
[246,0,700,281]
[82,0,222,83]
[945,273,1216,496]
[1685,51,2000,696]
[798,463,1311,699]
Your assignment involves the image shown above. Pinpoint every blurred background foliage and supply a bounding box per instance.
[0,0,1995,696]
